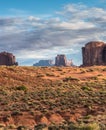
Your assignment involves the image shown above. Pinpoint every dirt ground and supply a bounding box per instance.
[0,66,105,129]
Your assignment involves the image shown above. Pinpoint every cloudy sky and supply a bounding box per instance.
[0,0,106,65]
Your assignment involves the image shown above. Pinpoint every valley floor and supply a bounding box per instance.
[0,66,106,129]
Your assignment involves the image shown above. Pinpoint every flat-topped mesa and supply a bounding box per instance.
[33,60,54,66]
[0,51,18,66]
[82,41,106,66]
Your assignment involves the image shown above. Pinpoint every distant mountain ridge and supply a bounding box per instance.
[33,60,54,66]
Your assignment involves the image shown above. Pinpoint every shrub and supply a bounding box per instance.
[81,86,91,91]
[90,76,98,80]
[68,122,100,130]
[34,124,47,130]
[37,74,45,77]
[11,111,22,116]
[8,124,16,129]
[46,73,55,76]
[17,126,28,130]
[79,123,100,130]
[63,76,80,82]
[48,125,59,130]
[16,86,27,91]
[102,68,106,71]
[86,68,94,72]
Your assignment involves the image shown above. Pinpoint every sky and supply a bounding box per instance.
[0,0,106,66]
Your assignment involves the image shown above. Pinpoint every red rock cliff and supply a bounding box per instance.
[82,41,106,66]
[0,52,18,66]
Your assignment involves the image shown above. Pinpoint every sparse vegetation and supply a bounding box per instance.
[16,85,27,91]
[0,66,105,129]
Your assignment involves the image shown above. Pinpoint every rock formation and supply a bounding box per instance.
[33,60,54,66]
[55,54,73,66]
[82,41,106,66]
[0,52,18,66]
[55,55,67,66]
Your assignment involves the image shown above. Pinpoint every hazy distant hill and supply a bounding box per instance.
[33,60,54,66]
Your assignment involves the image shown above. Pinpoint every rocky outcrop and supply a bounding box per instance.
[82,41,106,66]
[55,55,67,66]
[55,54,73,66]
[33,60,54,66]
[0,52,18,66]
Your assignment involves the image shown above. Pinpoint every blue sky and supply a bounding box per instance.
[0,0,106,65]
[0,0,105,15]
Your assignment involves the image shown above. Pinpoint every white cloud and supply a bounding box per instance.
[0,3,106,65]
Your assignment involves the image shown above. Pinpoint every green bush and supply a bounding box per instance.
[81,86,91,91]
[79,123,100,130]
[16,86,27,91]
